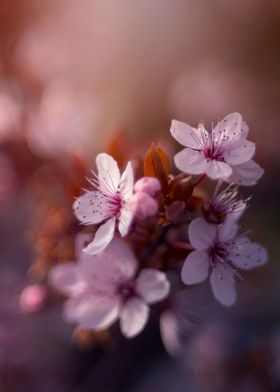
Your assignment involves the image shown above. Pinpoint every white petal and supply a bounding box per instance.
[170,120,199,149]
[228,237,268,270]
[204,160,232,180]
[80,239,138,288]
[63,294,120,330]
[181,250,209,285]
[224,139,255,165]
[48,262,87,296]
[210,264,236,306]
[212,112,243,141]
[135,269,170,304]
[225,159,264,186]
[73,191,111,225]
[239,120,249,139]
[189,218,217,250]
[118,206,133,237]
[174,148,205,175]
[218,219,238,243]
[96,153,120,194]
[119,161,134,200]
[120,298,149,338]
[83,218,116,255]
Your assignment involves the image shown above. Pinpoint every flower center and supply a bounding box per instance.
[203,143,224,161]
[209,243,228,266]
[118,281,135,302]
[202,201,226,224]
[107,191,123,217]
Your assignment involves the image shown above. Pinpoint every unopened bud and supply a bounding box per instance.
[134,177,161,197]
[129,192,159,219]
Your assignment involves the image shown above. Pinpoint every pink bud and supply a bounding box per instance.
[134,177,161,197]
[129,192,159,219]
[19,284,46,314]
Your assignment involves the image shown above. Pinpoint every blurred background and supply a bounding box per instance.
[0,1,280,391]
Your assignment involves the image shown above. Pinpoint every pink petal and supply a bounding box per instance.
[224,139,255,165]
[174,148,205,175]
[119,298,149,338]
[63,294,120,330]
[189,218,217,250]
[118,206,133,236]
[48,262,87,296]
[181,250,209,284]
[239,120,249,139]
[119,161,134,200]
[73,191,111,225]
[212,112,243,141]
[96,153,120,194]
[83,217,116,255]
[170,119,199,149]
[210,264,236,306]
[204,160,232,180]
[135,269,170,304]
[80,239,138,288]
[218,219,238,243]
[228,237,268,270]
[225,159,264,186]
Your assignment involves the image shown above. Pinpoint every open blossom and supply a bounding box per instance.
[49,239,170,338]
[171,112,260,182]
[202,182,247,225]
[181,218,268,306]
[73,153,134,255]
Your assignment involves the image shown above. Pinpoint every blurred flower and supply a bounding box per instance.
[181,218,268,306]
[73,153,134,255]
[19,284,46,314]
[0,92,22,142]
[49,239,170,338]
[171,112,256,181]
[25,81,101,158]
[0,153,17,203]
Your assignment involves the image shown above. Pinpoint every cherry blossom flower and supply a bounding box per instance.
[73,153,134,255]
[49,239,170,338]
[202,182,247,225]
[171,112,256,180]
[181,218,268,306]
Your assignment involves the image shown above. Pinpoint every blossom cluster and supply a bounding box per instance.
[48,112,267,339]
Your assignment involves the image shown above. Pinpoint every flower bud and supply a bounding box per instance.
[129,191,159,219]
[134,177,161,197]
[19,284,46,313]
